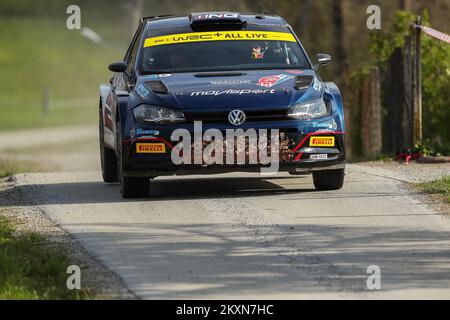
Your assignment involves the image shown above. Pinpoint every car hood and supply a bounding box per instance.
[135,69,321,112]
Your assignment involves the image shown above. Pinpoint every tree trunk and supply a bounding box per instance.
[332,0,347,87]
[361,67,382,157]
[400,0,413,11]
[130,0,144,34]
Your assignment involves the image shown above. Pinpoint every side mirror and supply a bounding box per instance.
[109,61,127,73]
[315,53,332,70]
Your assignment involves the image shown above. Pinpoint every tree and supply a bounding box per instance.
[400,0,413,11]
[332,0,348,88]
[125,0,143,35]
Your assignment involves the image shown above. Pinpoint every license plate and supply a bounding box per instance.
[309,136,335,147]
[310,154,328,160]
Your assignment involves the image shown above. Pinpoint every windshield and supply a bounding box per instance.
[139,30,310,74]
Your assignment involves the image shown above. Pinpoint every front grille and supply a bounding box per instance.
[175,130,299,164]
[184,109,289,123]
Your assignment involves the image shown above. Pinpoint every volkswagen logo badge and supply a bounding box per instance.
[228,110,246,126]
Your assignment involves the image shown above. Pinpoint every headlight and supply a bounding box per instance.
[133,105,185,124]
[287,98,329,120]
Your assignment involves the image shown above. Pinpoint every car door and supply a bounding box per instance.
[104,24,144,151]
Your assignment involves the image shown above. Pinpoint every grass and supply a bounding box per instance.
[0,159,44,178]
[0,213,92,299]
[0,103,98,132]
[3,137,95,156]
[418,176,450,203]
[0,12,126,132]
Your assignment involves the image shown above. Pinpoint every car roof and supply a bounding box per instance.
[142,13,289,30]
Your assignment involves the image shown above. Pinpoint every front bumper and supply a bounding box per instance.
[120,122,346,177]
[122,160,346,178]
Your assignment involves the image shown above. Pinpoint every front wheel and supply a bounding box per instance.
[116,119,150,198]
[101,146,119,183]
[120,176,150,199]
[100,111,118,183]
[313,169,345,191]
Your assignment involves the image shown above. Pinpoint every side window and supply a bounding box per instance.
[125,25,144,77]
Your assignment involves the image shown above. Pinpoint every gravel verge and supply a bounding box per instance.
[353,161,450,183]
[0,177,137,300]
[355,161,450,216]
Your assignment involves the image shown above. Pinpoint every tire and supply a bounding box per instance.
[100,110,118,183]
[120,176,150,199]
[116,119,150,198]
[313,169,345,191]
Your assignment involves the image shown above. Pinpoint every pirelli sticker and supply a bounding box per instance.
[144,31,297,48]
[309,136,335,147]
[136,143,166,154]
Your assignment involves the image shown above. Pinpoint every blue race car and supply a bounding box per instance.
[99,12,346,198]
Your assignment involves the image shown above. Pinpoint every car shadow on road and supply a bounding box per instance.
[0,176,320,206]
[0,174,421,206]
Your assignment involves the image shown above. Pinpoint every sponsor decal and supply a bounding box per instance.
[209,80,252,85]
[252,47,265,59]
[193,13,240,20]
[136,83,151,98]
[309,136,335,147]
[136,143,166,154]
[136,129,160,136]
[257,74,295,88]
[286,69,305,75]
[310,154,328,160]
[190,89,276,96]
[130,127,136,139]
[144,31,297,47]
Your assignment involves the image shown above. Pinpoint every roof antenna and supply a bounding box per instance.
[258,0,263,14]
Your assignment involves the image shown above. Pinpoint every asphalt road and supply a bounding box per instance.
[2,126,450,299]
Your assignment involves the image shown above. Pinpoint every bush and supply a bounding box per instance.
[412,139,450,157]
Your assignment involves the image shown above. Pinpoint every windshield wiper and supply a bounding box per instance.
[194,72,247,78]
[141,71,171,75]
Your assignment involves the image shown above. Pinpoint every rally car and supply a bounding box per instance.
[99,12,346,198]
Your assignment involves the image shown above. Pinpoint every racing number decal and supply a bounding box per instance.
[144,31,297,47]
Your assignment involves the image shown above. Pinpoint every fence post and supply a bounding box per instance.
[42,87,50,116]
[383,48,404,154]
[370,67,382,156]
[413,16,423,144]
[403,35,414,147]
[361,67,382,157]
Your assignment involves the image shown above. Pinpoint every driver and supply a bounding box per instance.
[251,41,269,60]
[167,45,187,68]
